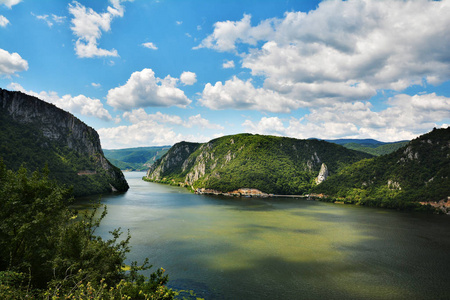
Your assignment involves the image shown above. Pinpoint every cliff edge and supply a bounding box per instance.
[0,88,128,196]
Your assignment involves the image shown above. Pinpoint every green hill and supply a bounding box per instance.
[104,147,170,171]
[341,141,409,156]
[146,134,372,195]
[313,127,450,210]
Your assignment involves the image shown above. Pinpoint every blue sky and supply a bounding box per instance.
[1,0,449,149]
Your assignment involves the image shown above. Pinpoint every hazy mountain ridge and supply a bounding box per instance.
[313,127,450,209]
[146,134,372,195]
[104,146,170,171]
[0,88,128,196]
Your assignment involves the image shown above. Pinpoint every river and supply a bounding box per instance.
[78,172,450,299]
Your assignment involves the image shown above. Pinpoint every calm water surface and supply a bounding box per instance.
[79,172,450,299]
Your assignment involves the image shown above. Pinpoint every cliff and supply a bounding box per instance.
[0,88,128,196]
[146,134,372,195]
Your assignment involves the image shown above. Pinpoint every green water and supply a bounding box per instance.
[79,172,450,299]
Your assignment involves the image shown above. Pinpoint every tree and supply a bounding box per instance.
[0,160,175,299]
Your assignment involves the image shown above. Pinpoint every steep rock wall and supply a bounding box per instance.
[0,88,128,196]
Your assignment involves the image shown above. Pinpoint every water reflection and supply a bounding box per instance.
[78,172,450,299]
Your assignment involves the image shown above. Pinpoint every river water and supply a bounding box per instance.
[78,172,450,299]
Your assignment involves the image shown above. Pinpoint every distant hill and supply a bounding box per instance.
[318,138,410,156]
[146,134,372,195]
[342,141,409,156]
[0,88,128,197]
[313,127,450,210]
[104,147,170,171]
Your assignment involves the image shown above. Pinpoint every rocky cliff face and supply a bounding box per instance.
[0,88,128,196]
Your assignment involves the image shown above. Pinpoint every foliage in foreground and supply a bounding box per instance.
[0,160,176,299]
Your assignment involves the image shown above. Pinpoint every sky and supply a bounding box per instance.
[0,0,449,149]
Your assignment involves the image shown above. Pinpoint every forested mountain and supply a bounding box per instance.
[146,134,372,195]
[313,127,450,209]
[323,138,409,156]
[104,146,170,171]
[0,88,128,196]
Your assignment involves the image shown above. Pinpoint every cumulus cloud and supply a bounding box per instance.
[122,108,223,130]
[98,121,213,148]
[194,14,274,52]
[0,15,9,27]
[200,76,304,113]
[243,93,450,142]
[142,42,157,50]
[180,71,197,85]
[0,0,21,8]
[0,48,28,75]
[8,83,113,121]
[222,60,235,69]
[106,68,191,110]
[198,1,450,110]
[69,0,131,58]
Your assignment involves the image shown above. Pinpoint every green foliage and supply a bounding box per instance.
[0,110,127,197]
[0,161,174,299]
[342,141,409,156]
[104,147,170,171]
[314,127,450,210]
[148,134,372,195]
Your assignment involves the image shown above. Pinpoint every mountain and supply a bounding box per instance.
[104,146,170,171]
[313,127,450,210]
[0,88,128,197]
[319,138,410,156]
[146,134,372,195]
[341,141,409,156]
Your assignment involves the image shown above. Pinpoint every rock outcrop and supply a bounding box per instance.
[0,88,128,196]
[315,163,328,184]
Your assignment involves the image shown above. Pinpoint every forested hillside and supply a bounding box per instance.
[146,134,372,195]
[313,127,450,209]
[0,88,128,196]
[104,146,170,171]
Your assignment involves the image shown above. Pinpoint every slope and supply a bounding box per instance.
[0,88,128,197]
[146,134,372,195]
[313,127,450,209]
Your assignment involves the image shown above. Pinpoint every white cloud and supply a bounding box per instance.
[242,93,450,142]
[98,121,213,148]
[0,48,28,75]
[33,14,53,27]
[184,114,224,130]
[8,83,113,121]
[0,0,22,9]
[91,82,101,88]
[198,1,450,109]
[180,71,197,85]
[200,76,304,113]
[106,68,191,110]
[34,13,66,27]
[0,15,9,27]
[123,109,183,125]
[122,108,223,130]
[52,14,66,24]
[142,42,158,50]
[69,0,131,58]
[222,60,235,69]
[194,14,274,52]
[176,21,182,25]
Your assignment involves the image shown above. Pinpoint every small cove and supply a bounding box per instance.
[77,172,450,299]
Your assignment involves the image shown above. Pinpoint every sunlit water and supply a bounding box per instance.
[77,172,450,299]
